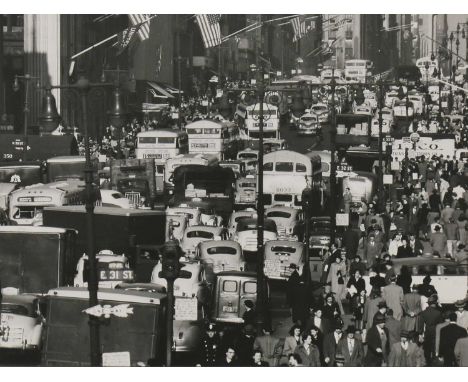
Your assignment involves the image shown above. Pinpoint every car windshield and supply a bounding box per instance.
[186,231,214,239]
[270,246,297,253]
[301,117,316,122]
[266,211,291,219]
[1,303,32,317]
[238,153,258,159]
[240,182,256,188]
[206,247,238,255]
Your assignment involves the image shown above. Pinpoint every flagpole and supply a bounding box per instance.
[71,15,158,61]
[421,33,467,64]
[222,22,259,42]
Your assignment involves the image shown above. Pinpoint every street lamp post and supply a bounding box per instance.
[449,32,454,83]
[46,75,116,366]
[13,74,40,161]
[377,80,385,212]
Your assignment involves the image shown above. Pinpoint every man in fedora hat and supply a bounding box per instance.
[420,294,443,366]
[337,325,364,367]
[388,330,422,366]
[364,312,390,366]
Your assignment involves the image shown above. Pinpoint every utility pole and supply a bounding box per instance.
[377,80,384,212]
[176,15,182,129]
[329,68,337,246]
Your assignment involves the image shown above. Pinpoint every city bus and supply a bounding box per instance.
[237,103,280,140]
[345,59,373,83]
[9,180,85,225]
[185,120,241,160]
[261,150,321,209]
[164,153,219,200]
[135,130,189,195]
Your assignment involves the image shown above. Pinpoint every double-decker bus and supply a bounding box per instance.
[185,120,240,160]
[237,103,280,140]
[261,150,322,209]
[345,59,373,83]
[9,180,85,225]
[164,153,219,200]
[135,130,189,195]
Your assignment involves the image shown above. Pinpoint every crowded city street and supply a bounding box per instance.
[0,11,467,370]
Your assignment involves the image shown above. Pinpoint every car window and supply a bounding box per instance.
[1,303,30,317]
[296,163,307,173]
[240,182,256,188]
[243,281,257,294]
[270,246,297,253]
[207,247,238,255]
[263,162,273,171]
[223,280,238,292]
[266,211,291,219]
[186,231,214,239]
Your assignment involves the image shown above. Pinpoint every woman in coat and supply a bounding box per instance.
[327,256,347,315]
[281,324,302,365]
[293,332,321,367]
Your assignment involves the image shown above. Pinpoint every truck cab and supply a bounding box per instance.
[73,250,134,289]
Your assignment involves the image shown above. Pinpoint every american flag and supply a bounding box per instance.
[196,14,222,48]
[291,16,315,42]
[114,25,141,55]
[129,14,153,41]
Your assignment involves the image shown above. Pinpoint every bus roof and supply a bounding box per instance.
[0,226,69,234]
[11,185,65,196]
[46,156,85,163]
[43,205,165,217]
[137,129,186,137]
[47,287,165,304]
[185,120,235,129]
[263,150,314,163]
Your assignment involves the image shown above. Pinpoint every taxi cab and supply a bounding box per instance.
[180,225,228,258]
[264,240,304,281]
[166,205,201,227]
[310,103,329,124]
[298,113,320,136]
[227,209,257,237]
[235,175,256,208]
[362,255,468,304]
[211,271,258,324]
[197,240,245,284]
[265,205,302,240]
[234,217,278,253]
[73,250,134,289]
[0,288,44,351]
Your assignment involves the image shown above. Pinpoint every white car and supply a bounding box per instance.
[264,240,305,281]
[234,217,278,253]
[166,205,201,226]
[298,113,320,136]
[265,205,302,240]
[371,118,390,136]
[235,175,256,207]
[354,105,372,116]
[227,209,257,237]
[310,103,329,124]
[198,240,245,278]
[73,250,134,288]
[180,225,228,258]
[0,289,44,350]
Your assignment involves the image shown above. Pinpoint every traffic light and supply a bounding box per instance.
[159,240,191,280]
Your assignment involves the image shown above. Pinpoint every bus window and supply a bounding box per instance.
[275,162,294,172]
[139,137,156,144]
[243,281,256,294]
[264,162,273,171]
[296,163,307,172]
[159,137,175,145]
[187,128,203,134]
[274,194,293,202]
[223,280,238,292]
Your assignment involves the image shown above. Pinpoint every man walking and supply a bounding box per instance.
[382,275,404,321]
[420,295,443,366]
[439,312,467,366]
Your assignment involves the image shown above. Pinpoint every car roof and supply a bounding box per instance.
[184,225,224,233]
[266,205,297,213]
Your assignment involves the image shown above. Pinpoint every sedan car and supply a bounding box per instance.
[264,240,305,281]
[180,225,228,257]
[265,205,302,240]
[310,103,330,124]
[298,113,320,136]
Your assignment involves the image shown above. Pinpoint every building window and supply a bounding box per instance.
[345,47,353,59]
[345,30,353,40]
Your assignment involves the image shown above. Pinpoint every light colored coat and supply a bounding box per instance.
[382,283,404,320]
[454,336,468,367]
[388,342,424,367]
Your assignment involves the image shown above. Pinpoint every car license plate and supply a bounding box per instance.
[222,306,237,313]
[191,143,209,148]
[100,270,134,281]
[143,153,162,159]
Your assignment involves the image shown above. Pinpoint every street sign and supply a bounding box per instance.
[174,298,198,321]
[102,351,131,367]
[336,213,349,227]
[383,174,393,184]
[383,136,395,144]
[336,164,353,172]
